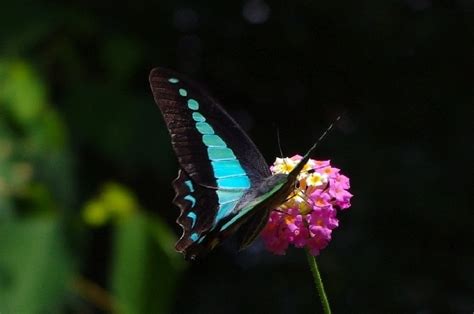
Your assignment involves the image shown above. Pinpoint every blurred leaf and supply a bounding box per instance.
[102,182,139,221]
[30,108,67,152]
[0,59,67,151]
[0,217,73,313]
[0,197,14,219]
[0,58,74,211]
[83,199,110,227]
[0,60,46,128]
[110,212,185,314]
[27,183,59,214]
[82,182,139,227]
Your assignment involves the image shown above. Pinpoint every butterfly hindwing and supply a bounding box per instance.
[172,169,217,251]
[149,67,272,258]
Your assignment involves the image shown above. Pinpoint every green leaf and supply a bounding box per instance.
[110,213,185,314]
[0,59,74,212]
[0,218,74,313]
[0,60,46,128]
[82,182,139,227]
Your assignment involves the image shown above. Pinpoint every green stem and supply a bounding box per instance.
[305,249,331,314]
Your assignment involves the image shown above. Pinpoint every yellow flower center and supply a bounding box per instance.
[306,172,328,187]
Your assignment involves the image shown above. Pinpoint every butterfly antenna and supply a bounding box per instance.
[288,113,344,179]
[308,113,344,156]
[275,125,291,172]
[315,114,343,149]
[276,126,284,158]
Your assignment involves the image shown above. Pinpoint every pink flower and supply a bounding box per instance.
[308,206,339,230]
[309,189,331,208]
[261,155,353,256]
[286,207,310,248]
[260,211,291,255]
[306,226,331,255]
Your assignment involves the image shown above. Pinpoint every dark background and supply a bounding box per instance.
[0,0,472,313]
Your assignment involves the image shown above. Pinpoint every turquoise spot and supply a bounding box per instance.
[211,160,246,178]
[216,190,242,204]
[184,195,196,207]
[192,112,206,122]
[208,147,236,160]
[190,233,199,242]
[215,201,238,223]
[187,212,197,228]
[217,176,251,189]
[184,180,194,192]
[179,88,188,96]
[202,134,226,147]
[196,122,215,135]
[187,99,199,110]
[168,78,179,83]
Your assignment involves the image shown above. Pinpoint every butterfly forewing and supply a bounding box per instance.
[149,68,272,258]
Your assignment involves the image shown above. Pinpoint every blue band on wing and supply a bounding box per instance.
[187,212,197,228]
[190,232,199,242]
[203,134,227,147]
[184,180,194,192]
[187,99,199,110]
[184,195,196,207]
[217,176,251,189]
[172,85,253,227]
[211,160,247,178]
[196,122,215,135]
[208,147,236,161]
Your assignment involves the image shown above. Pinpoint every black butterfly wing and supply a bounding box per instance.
[172,169,218,252]
[149,67,272,257]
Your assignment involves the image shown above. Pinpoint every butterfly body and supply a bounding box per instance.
[149,67,316,260]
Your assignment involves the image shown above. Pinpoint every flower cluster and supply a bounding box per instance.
[261,155,352,256]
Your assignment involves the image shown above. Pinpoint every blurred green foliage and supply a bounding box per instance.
[111,213,184,314]
[83,182,139,226]
[0,60,69,217]
[0,60,184,313]
[0,218,72,313]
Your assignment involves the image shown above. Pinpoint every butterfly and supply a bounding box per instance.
[149,67,326,260]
